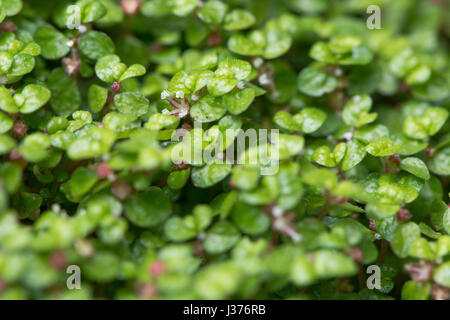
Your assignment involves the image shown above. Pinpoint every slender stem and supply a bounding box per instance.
[378,239,388,265]
[337,165,346,180]
[318,190,330,220]
[358,264,366,290]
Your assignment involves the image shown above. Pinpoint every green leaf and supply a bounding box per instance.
[113,91,149,117]
[310,42,336,63]
[400,157,430,180]
[277,134,304,159]
[273,111,299,132]
[313,146,336,167]
[124,187,172,227]
[47,68,80,115]
[191,162,232,188]
[0,134,15,155]
[79,0,107,23]
[401,281,431,300]
[429,146,450,176]
[231,166,260,191]
[171,0,200,17]
[18,84,51,114]
[88,84,108,112]
[293,107,327,133]
[312,249,357,278]
[444,206,450,235]
[230,202,270,236]
[223,9,255,31]
[79,31,114,60]
[8,53,35,77]
[190,94,226,123]
[203,221,240,254]
[413,73,449,102]
[433,262,450,288]
[341,140,367,171]
[167,168,191,190]
[0,51,13,74]
[403,107,448,140]
[0,111,13,134]
[366,138,401,157]
[145,113,180,130]
[223,88,255,115]
[217,59,252,81]
[263,28,292,59]
[197,0,226,25]
[207,76,238,96]
[0,162,21,193]
[69,167,98,200]
[366,202,400,220]
[67,127,115,159]
[95,54,125,83]
[391,222,421,258]
[34,26,70,60]
[297,67,338,97]
[342,95,377,127]
[0,85,17,113]
[119,64,146,82]
[291,255,317,286]
[2,0,23,16]
[227,33,263,57]
[410,238,435,260]
[164,217,197,242]
[83,252,119,282]
[18,133,51,162]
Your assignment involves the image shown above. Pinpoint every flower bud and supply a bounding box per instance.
[150,260,166,277]
[397,208,411,222]
[111,179,133,200]
[121,0,141,15]
[97,162,113,179]
[49,250,67,270]
[138,283,158,299]
[110,81,122,93]
[13,122,27,137]
[405,260,433,282]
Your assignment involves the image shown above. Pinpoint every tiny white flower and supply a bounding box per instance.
[374,233,382,240]
[161,108,170,114]
[175,108,188,118]
[253,57,263,68]
[175,91,184,99]
[67,40,74,47]
[343,132,353,141]
[191,94,199,101]
[272,206,284,217]
[107,173,116,182]
[160,89,171,100]
[258,73,270,85]
[271,91,280,99]
[334,68,343,77]
[77,25,87,33]
[237,81,245,89]
[289,231,302,243]
[51,203,61,213]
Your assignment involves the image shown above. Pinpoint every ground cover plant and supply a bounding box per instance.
[0,0,449,300]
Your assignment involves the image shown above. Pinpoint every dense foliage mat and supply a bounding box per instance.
[0,0,449,300]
